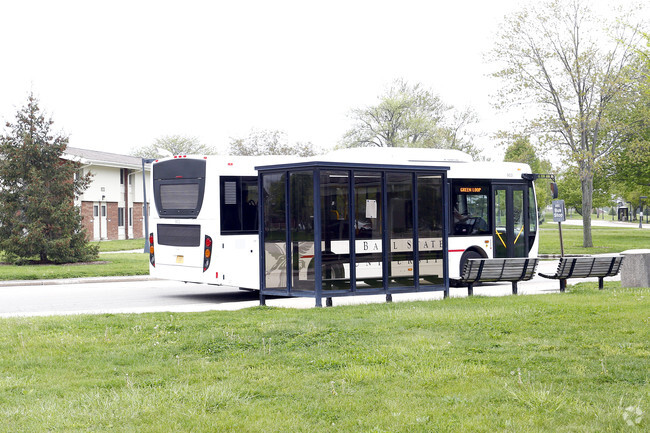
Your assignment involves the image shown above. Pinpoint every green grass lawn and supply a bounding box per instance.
[0,253,149,281]
[94,238,146,252]
[0,239,148,281]
[539,224,650,255]
[0,285,647,432]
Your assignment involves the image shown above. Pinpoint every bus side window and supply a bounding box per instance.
[221,176,258,234]
[221,180,241,232]
[242,178,258,231]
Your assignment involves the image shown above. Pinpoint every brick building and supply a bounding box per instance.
[63,147,151,241]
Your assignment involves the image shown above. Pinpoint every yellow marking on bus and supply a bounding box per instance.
[514,226,524,244]
[496,231,507,248]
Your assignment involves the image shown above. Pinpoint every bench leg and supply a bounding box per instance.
[386,294,393,303]
[326,297,333,307]
[467,284,473,296]
[560,279,566,293]
[512,281,518,295]
[598,277,604,290]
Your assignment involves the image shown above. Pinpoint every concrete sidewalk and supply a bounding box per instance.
[560,218,650,229]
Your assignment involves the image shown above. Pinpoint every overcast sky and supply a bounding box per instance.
[0,0,641,159]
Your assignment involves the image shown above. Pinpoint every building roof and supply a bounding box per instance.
[63,147,149,170]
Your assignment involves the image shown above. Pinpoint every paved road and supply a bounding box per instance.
[0,259,621,318]
[2,217,636,317]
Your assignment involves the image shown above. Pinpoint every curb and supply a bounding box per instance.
[0,275,155,288]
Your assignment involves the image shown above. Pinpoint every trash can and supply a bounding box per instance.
[620,249,650,288]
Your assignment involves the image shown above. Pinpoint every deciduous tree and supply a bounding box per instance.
[228,129,318,156]
[340,79,479,158]
[502,135,553,216]
[132,135,216,158]
[491,0,645,247]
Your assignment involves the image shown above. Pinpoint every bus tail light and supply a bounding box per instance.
[203,235,213,272]
[149,233,155,267]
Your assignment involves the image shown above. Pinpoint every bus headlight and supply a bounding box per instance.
[203,235,212,272]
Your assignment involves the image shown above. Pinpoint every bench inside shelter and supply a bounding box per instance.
[538,255,624,292]
[454,257,539,296]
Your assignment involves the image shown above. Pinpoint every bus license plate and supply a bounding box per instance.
[176,255,184,264]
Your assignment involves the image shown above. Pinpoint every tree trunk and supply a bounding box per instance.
[581,172,594,248]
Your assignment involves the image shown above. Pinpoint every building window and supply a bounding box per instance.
[118,207,125,227]
[93,205,99,217]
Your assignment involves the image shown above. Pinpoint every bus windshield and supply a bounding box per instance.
[452,182,490,236]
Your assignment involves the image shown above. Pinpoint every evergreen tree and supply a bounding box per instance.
[0,94,98,264]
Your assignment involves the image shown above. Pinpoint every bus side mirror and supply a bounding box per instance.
[550,182,559,199]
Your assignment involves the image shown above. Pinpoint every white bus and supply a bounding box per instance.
[148,148,538,288]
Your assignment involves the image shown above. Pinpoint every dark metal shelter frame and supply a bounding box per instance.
[257,161,450,307]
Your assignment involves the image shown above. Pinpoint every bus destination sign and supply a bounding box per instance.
[459,187,483,193]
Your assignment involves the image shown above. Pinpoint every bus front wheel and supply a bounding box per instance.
[459,249,485,276]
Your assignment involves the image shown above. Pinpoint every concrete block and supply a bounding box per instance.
[621,249,650,288]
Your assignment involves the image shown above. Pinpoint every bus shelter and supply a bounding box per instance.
[257,161,450,307]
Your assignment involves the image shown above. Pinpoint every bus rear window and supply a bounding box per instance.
[153,159,206,218]
[160,184,200,210]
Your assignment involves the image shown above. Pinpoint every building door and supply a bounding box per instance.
[93,204,100,240]
[493,184,528,258]
[100,203,108,239]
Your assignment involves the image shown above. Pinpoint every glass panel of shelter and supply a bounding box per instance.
[353,172,383,290]
[387,172,414,288]
[320,171,350,292]
[263,172,287,290]
[417,175,444,286]
[290,171,315,293]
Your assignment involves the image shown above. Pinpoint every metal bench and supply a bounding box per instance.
[454,258,539,296]
[538,255,624,292]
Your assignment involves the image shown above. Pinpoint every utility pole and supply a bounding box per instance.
[640,196,647,229]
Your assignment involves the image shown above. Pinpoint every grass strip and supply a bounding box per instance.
[539,224,650,255]
[0,253,149,281]
[0,286,647,432]
[94,238,146,253]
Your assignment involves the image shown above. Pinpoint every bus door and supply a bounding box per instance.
[493,184,528,258]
